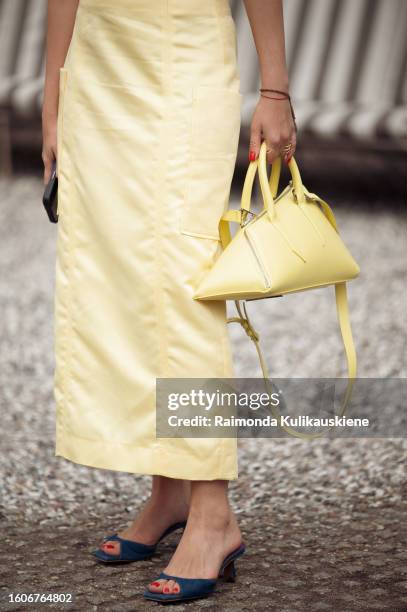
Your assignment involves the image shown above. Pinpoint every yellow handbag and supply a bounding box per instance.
[193,140,360,438]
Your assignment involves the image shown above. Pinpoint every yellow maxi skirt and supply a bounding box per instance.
[54,0,242,480]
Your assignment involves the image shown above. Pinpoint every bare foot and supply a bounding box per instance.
[147,481,242,595]
[99,476,190,556]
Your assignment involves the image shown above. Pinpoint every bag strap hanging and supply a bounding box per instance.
[227,283,356,440]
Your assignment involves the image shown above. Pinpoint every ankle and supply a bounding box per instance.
[147,491,190,521]
[188,502,234,530]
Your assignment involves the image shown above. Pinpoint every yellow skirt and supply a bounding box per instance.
[54,0,242,480]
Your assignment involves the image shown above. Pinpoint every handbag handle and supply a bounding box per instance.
[240,146,279,218]
[219,141,313,249]
[240,141,305,221]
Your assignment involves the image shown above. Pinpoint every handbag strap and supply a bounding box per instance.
[226,282,357,440]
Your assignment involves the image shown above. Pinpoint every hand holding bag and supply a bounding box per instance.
[193,141,360,438]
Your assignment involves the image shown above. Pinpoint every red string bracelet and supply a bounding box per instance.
[259,89,298,132]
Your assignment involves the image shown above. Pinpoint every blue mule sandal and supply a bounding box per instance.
[143,543,246,603]
[91,520,187,563]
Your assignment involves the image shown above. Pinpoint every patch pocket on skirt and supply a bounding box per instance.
[180,86,242,241]
[56,68,69,178]
[180,157,239,240]
[189,86,243,159]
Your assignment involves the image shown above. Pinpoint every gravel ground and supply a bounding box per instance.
[0,172,406,611]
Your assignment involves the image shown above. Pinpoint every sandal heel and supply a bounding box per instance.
[221,560,236,582]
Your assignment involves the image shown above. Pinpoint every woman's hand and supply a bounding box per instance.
[248,95,297,165]
[42,110,58,185]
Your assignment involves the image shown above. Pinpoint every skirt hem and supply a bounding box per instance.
[55,433,239,481]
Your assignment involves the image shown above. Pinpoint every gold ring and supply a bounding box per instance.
[282,143,293,154]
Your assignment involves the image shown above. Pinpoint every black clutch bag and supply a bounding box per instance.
[42,160,59,223]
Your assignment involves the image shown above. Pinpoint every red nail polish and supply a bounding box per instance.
[163,587,170,593]
[249,150,256,162]
[105,544,115,549]
[151,582,161,587]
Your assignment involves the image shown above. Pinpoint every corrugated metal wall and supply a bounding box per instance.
[0,0,406,170]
